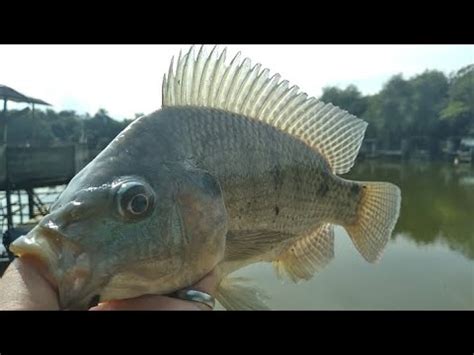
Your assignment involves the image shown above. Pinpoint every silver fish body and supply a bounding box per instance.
[147,107,361,266]
[10,46,401,309]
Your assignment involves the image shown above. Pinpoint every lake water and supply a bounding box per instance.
[224,160,474,310]
[0,185,64,257]
[1,161,473,309]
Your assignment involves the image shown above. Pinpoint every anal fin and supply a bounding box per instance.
[273,223,335,282]
[216,276,270,310]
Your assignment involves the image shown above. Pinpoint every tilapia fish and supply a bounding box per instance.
[10,46,401,310]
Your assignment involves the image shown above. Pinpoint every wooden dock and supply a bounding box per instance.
[0,143,90,190]
[0,143,94,232]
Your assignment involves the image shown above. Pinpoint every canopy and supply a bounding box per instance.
[1,85,52,144]
[0,85,51,106]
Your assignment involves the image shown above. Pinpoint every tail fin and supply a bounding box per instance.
[345,182,401,263]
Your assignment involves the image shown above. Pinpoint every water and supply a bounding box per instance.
[1,161,473,309]
[226,161,474,310]
[0,185,66,257]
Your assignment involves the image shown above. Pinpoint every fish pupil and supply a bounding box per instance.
[128,194,149,214]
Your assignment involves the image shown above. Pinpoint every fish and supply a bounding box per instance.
[9,45,401,310]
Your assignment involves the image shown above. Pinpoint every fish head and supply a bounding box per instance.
[9,161,228,309]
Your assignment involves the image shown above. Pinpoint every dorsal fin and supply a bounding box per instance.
[162,45,368,175]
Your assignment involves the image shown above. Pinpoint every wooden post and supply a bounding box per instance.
[2,99,7,144]
[27,188,35,218]
[17,190,23,224]
[31,103,36,145]
[3,101,12,229]
[5,187,13,230]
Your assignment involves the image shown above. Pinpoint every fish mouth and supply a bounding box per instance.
[9,226,101,310]
[10,226,70,275]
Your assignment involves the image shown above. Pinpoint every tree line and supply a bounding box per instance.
[2,64,473,157]
[320,64,473,156]
[2,108,135,152]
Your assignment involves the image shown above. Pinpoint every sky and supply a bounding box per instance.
[0,45,472,121]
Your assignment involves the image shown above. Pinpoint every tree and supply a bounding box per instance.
[409,70,450,155]
[410,70,449,137]
[361,93,381,139]
[320,84,368,117]
[371,74,415,149]
[3,63,472,159]
[440,65,474,137]
[6,107,128,150]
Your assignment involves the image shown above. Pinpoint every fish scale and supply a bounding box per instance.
[151,107,355,237]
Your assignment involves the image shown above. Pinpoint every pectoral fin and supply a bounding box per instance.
[224,229,292,262]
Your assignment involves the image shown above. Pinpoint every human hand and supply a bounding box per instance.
[90,272,217,311]
[0,256,217,311]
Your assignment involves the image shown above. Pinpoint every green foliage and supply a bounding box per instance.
[2,64,473,158]
[320,64,473,155]
[4,108,132,151]
[440,65,474,136]
[441,101,470,120]
[410,70,449,138]
[320,84,368,117]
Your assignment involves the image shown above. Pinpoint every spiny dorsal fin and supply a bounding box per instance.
[162,45,368,175]
[273,223,335,282]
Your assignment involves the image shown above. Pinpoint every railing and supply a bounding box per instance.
[0,143,94,233]
[0,186,66,233]
[0,144,90,190]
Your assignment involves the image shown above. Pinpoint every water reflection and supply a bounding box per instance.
[347,160,474,260]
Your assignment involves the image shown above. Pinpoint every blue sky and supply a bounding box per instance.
[0,45,472,120]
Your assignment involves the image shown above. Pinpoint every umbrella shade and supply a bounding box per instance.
[0,85,51,106]
[1,84,52,144]
[27,97,51,106]
[0,85,30,103]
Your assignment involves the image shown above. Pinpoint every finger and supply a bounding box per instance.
[0,256,59,310]
[90,270,219,311]
[89,294,207,311]
[187,269,218,295]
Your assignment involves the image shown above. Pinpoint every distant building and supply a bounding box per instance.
[460,137,474,151]
[456,136,474,164]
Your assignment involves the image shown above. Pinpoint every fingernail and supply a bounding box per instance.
[89,302,109,311]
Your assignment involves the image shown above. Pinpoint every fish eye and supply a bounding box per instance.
[115,180,155,220]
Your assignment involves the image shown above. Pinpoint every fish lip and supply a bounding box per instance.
[9,225,99,309]
[9,226,66,271]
